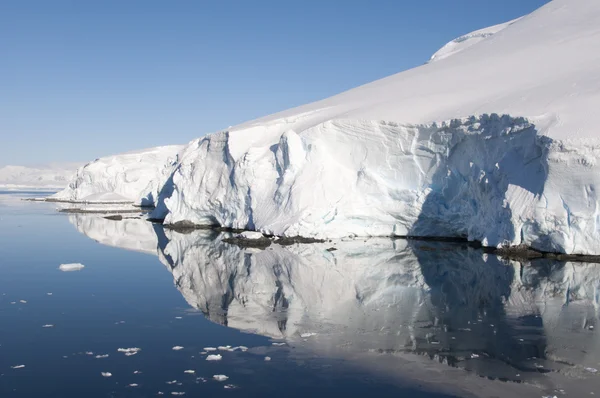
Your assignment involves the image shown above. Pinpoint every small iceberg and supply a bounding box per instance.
[11,365,25,369]
[172,346,184,351]
[101,372,112,377]
[213,374,229,382]
[206,354,222,361]
[184,370,195,374]
[59,263,85,272]
[117,347,141,356]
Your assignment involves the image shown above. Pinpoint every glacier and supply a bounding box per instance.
[59,0,600,254]
[52,145,181,206]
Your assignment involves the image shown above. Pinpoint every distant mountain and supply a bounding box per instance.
[0,163,80,190]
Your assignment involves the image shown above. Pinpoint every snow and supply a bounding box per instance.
[58,263,85,272]
[58,0,600,255]
[142,0,600,255]
[429,18,521,63]
[237,231,265,240]
[78,192,132,204]
[52,145,181,206]
[0,163,79,190]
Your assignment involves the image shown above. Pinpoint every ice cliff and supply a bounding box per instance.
[53,145,181,205]
[61,0,600,254]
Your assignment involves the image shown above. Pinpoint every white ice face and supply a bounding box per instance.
[59,0,600,255]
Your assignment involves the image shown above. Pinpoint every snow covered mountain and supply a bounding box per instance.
[52,145,181,205]
[60,0,600,254]
[0,163,79,190]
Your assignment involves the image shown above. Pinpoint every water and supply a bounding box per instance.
[1,191,600,397]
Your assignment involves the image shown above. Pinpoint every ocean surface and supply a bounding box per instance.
[1,191,599,398]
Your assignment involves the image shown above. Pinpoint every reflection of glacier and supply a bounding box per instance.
[68,214,159,255]
[72,215,600,381]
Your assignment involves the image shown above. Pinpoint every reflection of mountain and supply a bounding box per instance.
[71,215,600,383]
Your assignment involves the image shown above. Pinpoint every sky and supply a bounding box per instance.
[0,0,550,167]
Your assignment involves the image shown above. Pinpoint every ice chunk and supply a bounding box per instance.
[59,263,85,272]
[95,354,109,359]
[237,231,264,240]
[264,356,271,361]
[213,374,229,382]
[184,370,195,374]
[204,347,217,351]
[11,365,25,369]
[117,347,141,356]
[300,333,316,338]
[217,345,231,350]
[101,372,112,377]
[42,324,54,328]
[206,354,222,361]
[171,393,185,396]
[128,383,139,387]
[172,346,184,351]
[19,300,27,304]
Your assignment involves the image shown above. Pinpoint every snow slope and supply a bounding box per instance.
[0,163,79,190]
[428,18,521,63]
[149,0,600,254]
[53,146,181,205]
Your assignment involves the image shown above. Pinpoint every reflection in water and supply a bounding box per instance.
[70,214,600,386]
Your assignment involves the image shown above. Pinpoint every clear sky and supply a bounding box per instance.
[0,0,550,166]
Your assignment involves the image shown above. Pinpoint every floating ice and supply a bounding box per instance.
[206,354,222,361]
[59,263,85,272]
[42,324,54,328]
[586,367,598,373]
[166,380,178,385]
[184,370,195,374]
[264,356,271,361]
[101,372,112,377]
[272,343,286,346]
[300,333,316,338]
[11,365,25,369]
[213,374,229,382]
[237,346,248,352]
[224,384,237,389]
[171,393,185,396]
[175,316,182,319]
[204,347,217,351]
[172,346,184,351]
[128,383,139,387]
[19,300,27,304]
[117,347,141,356]
[217,345,231,350]
[133,370,142,374]
[47,293,52,296]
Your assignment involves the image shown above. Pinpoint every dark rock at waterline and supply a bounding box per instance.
[104,215,123,221]
[222,237,272,249]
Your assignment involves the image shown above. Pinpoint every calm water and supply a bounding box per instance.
[1,191,600,397]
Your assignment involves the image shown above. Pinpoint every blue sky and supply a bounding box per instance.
[0,0,550,166]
